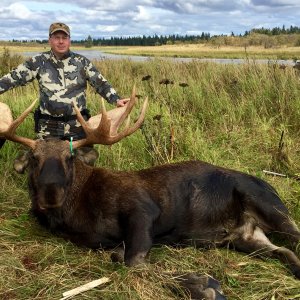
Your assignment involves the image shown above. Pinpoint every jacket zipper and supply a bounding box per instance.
[61,61,66,88]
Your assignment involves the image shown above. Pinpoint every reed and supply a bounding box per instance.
[0,52,300,299]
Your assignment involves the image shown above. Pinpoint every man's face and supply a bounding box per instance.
[49,31,71,56]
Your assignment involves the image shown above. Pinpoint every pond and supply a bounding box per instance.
[22,49,295,66]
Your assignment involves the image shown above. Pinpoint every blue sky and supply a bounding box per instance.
[0,0,299,40]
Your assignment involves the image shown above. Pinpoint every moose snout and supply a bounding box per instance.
[38,157,67,186]
[37,157,68,208]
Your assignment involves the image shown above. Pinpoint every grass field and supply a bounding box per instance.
[0,50,300,299]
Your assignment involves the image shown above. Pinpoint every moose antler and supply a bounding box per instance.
[72,86,148,148]
[0,100,37,149]
[0,87,147,149]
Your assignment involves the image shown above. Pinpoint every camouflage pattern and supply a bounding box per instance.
[36,117,88,140]
[0,50,120,140]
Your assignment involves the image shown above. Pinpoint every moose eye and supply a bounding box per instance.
[64,152,74,164]
[32,152,41,161]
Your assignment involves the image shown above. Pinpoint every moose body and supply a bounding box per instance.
[28,139,300,276]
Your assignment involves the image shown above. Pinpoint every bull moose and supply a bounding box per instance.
[1,89,300,299]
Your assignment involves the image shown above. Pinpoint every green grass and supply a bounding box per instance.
[1,54,300,299]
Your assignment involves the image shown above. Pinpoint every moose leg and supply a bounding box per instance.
[123,210,157,267]
[267,216,300,247]
[233,225,300,279]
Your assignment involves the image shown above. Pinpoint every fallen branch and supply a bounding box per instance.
[60,277,110,300]
[263,170,287,178]
[263,170,300,180]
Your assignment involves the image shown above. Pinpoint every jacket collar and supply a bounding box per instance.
[50,49,72,61]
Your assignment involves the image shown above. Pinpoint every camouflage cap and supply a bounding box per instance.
[49,22,70,36]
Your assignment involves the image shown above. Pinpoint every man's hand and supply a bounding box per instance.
[116,98,130,107]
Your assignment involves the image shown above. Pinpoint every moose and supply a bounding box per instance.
[1,89,300,299]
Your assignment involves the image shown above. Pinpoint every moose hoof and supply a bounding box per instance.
[110,247,125,263]
[173,273,227,300]
[292,268,300,279]
[125,252,148,267]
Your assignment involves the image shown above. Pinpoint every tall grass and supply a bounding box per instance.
[0,51,300,299]
[0,47,24,76]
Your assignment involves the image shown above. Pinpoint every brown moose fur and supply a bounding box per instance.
[28,139,300,282]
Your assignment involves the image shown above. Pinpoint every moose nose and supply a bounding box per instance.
[38,157,67,186]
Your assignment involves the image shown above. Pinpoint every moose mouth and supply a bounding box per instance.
[37,184,66,210]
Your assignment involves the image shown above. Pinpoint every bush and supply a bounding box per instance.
[0,47,24,76]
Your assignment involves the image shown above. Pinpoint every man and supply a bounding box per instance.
[0,22,129,168]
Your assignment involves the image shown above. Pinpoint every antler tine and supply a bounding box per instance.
[73,98,111,135]
[72,100,90,133]
[73,99,112,148]
[1,100,37,149]
[98,98,112,136]
[10,100,37,132]
[107,96,148,144]
[113,85,137,130]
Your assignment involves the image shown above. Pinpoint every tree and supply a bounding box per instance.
[85,35,93,48]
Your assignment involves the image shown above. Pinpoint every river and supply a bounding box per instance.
[22,49,296,66]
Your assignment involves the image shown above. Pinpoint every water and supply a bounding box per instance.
[21,49,295,65]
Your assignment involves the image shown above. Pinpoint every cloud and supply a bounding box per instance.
[0,3,33,19]
[251,0,300,7]
[96,25,120,32]
[133,5,152,21]
[0,0,299,40]
[151,0,241,13]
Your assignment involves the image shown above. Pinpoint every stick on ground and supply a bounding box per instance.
[60,277,110,299]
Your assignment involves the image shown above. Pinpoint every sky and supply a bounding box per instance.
[0,0,299,41]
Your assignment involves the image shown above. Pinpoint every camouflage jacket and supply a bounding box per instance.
[0,50,120,116]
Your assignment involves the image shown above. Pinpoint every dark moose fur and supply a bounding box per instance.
[28,139,300,298]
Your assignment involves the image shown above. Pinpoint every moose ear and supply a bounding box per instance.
[13,150,30,174]
[75,147,99,166]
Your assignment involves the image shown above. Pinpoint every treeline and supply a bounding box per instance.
[81,25,300,47]
[80,33,211,47]
[3,25,300,48]
[8,33,212,47]
[248,25,300,36]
